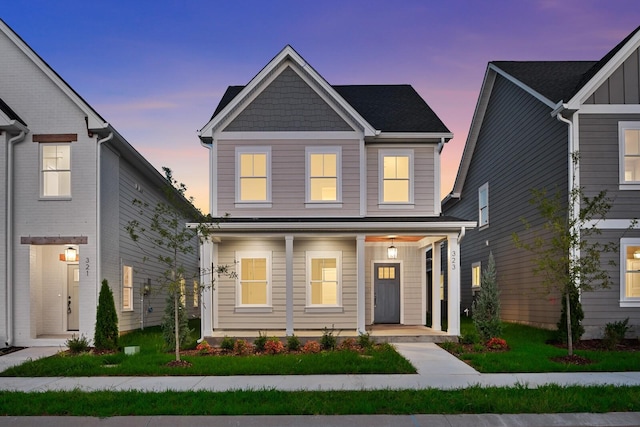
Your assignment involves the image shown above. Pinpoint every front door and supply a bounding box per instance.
[374,263,400,324]
[67,264,79,331]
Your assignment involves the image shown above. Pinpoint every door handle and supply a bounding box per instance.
[374,293,377,307]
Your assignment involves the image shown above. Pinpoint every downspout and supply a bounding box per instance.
[198,137,212,343]
[556,112,577,259]
[457,226,466,244]
[96,131,113,306]
[5,129,27,346]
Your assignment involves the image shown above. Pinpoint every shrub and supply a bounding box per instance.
[604,318,630,350]
[460,329,480,345]
[66,334,90,354]
[195,341,211,355]
[254,332,268,352]
[263,337,285,355]
[357,332,375,350]
[233,339,253,356]
[220,336,234,352]
[320,327,337,350]
[439,341,461,354]
[94,280,119,351]
[286,335,301,352]
[486,337,508,350]
[472,343,485,353]
[337,337,359,352]
[472,252,503,341]
[161,291,191,351]
[301,340,321,354]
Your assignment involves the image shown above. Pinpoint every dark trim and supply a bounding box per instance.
[21,236,88,245]
[32,133,78,143]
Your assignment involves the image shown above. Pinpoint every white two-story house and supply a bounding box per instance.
[197,46,475,340]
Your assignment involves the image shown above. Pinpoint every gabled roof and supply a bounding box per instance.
[200,45,451,139]
[444,25,640,206]
[0,96,27,127]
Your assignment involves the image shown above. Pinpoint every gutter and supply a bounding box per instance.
[5,128,27,346]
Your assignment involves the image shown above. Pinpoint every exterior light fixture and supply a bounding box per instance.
[387,238,398,259]
[634,250,640,259]
[64,247,77,262]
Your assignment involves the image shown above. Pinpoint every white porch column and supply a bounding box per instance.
[447,234,461,336]
[420,245,427,325]
[431,242,442,331]
[356,234,366,334]
[285,235,294,336]
[200,239,214,337]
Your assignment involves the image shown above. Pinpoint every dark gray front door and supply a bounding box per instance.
[374,263,400,324]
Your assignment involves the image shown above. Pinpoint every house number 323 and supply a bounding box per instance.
[85,257,90,276]
[451,250,456,270]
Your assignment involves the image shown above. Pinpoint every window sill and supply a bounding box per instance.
[122,309,134,313]
[377,203,414,209]
[619,183,640,190]
[235,202,272,209]
[620,300,640,307]
[39,196,72,201]
[305,202,343,208]
[234,306,273,313]
[479,224,489,231]
[304,306,344,314]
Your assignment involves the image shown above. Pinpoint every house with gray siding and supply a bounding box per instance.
[197,46,475,339]
[0,19,199,347]
[443,26,640,339]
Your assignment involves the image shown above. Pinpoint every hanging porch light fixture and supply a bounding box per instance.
[64,246,77,262]
[387,238,398,259]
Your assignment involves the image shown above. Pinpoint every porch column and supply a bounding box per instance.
[420,245,427,325]
[447,233,461,336]
[200,239,214,336]
[431,242,441,331]
[212,241,220,330]
[356,234,365,334]
[285,235,294,335]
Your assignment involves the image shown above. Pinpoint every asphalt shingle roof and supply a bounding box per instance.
[0,97,26,126]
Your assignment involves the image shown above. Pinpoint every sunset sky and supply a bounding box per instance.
[3,1,638,212]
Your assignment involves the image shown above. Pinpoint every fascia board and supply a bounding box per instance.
[490,63,556,109]
[0,20,107,132]
[369,132,453,142]
[198,220,477,232]
[566,30,640,109]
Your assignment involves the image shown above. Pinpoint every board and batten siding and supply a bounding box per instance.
[366,145,436,216]
[216,138,361,217]
[585,48,640,105]
[444,74,568,329]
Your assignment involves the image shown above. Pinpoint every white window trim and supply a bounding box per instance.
[305,146,342,207]
[620,238,640,307]
[378,149,414,207]
[306,250,342,311]
[619,122,640,190]
[122,265,134,312]
[235,250,272,311]
[235,146,272,207]
[478,182,489,228]
[39,143,72,200]
[471,261,481,288]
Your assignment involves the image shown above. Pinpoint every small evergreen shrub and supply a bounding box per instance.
[263,337,285,355]
[472,252,503,341]
[220,336,235,351]
[357,332,375,350]
[286,335,301,352]
[161,291,192,351]
[320,327,337,350]
[254,332,268,352]
[603,318,630,349]
[66,334,90,354]
[233,339,253,356]
[94,280,119,351]
[460,329,480,345]
[301,340,321,354]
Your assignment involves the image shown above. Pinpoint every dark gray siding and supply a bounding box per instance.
[586,48,640,104]
[224,67,353,132]
[444,74,568,329]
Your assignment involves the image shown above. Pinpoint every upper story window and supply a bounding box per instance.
[236,147,271,204]
[379,149,414,205]
[620,122,640,188]
[41,144,71,198]
[620,238,640,307]
[236,251,271,309]
[307,251,342,309]
[122,265,133,311]
[471,262,481,288]
[306,147,341,205]
[478,182,489,227]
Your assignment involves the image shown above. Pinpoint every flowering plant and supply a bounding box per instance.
[301,340,321,354]
[486,337,508,350]
[264,338,285,355]
[195,341,211,354]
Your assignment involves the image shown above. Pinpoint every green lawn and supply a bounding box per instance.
[450,318,640,373]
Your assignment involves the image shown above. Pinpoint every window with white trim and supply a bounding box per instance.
[620,238,640,306]
[236,147,270,203]
[179,278,186,307]
[307,251,342,307]
[193,280,199,308]
[478,182,489,227]
[379,149,413,204]
[306,147,341,203]
[471,262,481,288]
[620,122,640,186]
[123,265,133,311]
[41,144,71,197]
[236,251,271,307]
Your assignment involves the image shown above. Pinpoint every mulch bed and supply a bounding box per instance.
[550,339,640,352]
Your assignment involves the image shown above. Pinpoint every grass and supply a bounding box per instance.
[452,317,640,373]
[0,321,415,377]
[1,385,640,416]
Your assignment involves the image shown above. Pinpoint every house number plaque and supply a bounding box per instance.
[85,257,90,276]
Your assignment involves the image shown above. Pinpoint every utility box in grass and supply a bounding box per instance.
[124,346,140,355]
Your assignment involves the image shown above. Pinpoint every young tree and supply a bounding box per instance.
[94,279,119,351]
[513,152,618,356]
[472,252,502,341]
[126,167,232,362]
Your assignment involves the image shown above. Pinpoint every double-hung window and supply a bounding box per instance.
[471,262,481,288]
[236,251,271,310]
[379,149,413,205]
[620,238,640,307]
[619,122,640,188]
[236,147,271,205]
[478,182,489,227]
[306,251,342,310]
[122,265,133,311]
[306,147,341,205]
[41,144,71,198]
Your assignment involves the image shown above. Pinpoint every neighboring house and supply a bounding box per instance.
[443,26,640,338]
[197,46,475,339]
[0,19,199,347]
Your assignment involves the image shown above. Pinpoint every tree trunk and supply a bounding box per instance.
[174,288,180,361]
[566,290,573,356]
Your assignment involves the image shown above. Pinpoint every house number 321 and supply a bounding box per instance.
[85,257,90,276]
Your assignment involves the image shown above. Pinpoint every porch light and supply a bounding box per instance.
[64,247,77,262]
[634,250,640,259]
[387,239,398,259]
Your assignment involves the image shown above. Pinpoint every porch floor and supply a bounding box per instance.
[207,325,456,345]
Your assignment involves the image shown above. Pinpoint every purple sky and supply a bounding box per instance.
[3,1,638,212]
